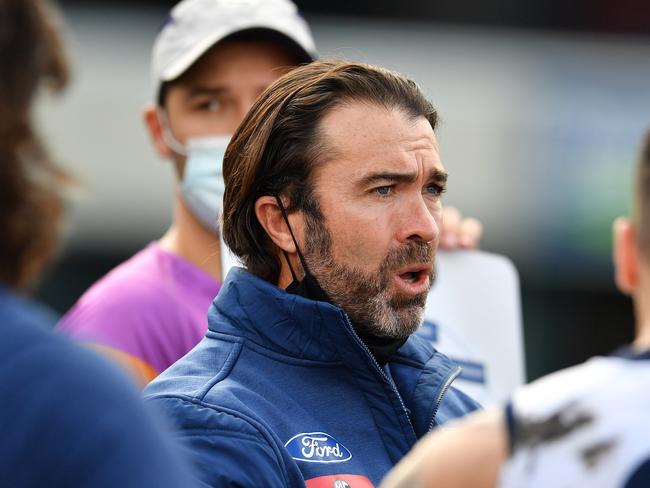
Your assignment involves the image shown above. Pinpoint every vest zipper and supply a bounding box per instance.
[342,314,415,432]
[427,365,462,432]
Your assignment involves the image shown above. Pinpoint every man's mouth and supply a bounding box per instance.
[393,264,432,296]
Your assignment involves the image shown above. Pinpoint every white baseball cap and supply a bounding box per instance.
[151,0,317,101]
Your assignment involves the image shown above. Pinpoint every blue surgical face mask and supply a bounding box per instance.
[180,135,231,233]
[158,110,231,233]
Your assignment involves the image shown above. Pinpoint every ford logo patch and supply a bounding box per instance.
[285,432,352,463]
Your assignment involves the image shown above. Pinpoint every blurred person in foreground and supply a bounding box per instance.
[144,60,481,487]
[381,131,650,488]
[58,0,482,386]
[0,0,194,485]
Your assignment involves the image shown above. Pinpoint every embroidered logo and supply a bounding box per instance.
[285,432,352,463]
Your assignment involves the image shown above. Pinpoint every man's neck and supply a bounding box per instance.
[631,274,650,351]
[355,327,408,367]
[278,259,408,366]
[634,318,650,352]
[159,197,223,282]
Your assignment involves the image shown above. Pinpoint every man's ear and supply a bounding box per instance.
[614,217,639,295]
[143,104,173,159]
[255,196,299,254]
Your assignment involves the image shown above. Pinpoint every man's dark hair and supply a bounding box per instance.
[222,59,438,283]
[0,0,72,289]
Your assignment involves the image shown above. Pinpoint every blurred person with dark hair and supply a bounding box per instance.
[381,131,650,488]
[144,59,480,487]
[57,0,482,387]
[0,0,195,485]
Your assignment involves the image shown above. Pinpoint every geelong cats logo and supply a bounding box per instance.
[285,432,352,463]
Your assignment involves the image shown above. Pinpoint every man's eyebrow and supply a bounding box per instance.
[358,169,448,186]
[187,85,228,98]
[432,169,448,184]
[359,172,417,186]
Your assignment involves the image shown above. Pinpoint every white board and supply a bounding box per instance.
[419,250,525,406]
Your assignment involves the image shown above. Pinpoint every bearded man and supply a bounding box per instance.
[144,60,480,487]
[58,0,481,388]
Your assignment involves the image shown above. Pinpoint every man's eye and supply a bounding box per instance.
[374,185,392,196]
[425,184,445,196]
[199,100,221,112]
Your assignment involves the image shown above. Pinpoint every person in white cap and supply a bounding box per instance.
[58,0,482,387]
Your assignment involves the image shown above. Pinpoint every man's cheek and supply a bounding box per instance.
[333,236,376,269]
[433,212,443,239]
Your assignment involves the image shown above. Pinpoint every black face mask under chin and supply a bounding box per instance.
[285,268,331,303]
[275,195,331,303]
[274,196,407,366]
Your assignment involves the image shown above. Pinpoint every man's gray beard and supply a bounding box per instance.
[303,214,435,340]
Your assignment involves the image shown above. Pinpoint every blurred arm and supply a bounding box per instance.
[380,408,507,488]
[86,343,158,387]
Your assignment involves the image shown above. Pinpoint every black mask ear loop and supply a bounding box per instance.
[274,195,331,303]
[274,195,310,282]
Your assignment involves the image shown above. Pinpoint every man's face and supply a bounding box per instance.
[163,39,297,163]
[302,102,446,339]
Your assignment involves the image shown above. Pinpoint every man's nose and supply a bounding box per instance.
[398,195,439,244]
[225,99,257,134]
[236,104,251,125]
[238,96,259,124]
